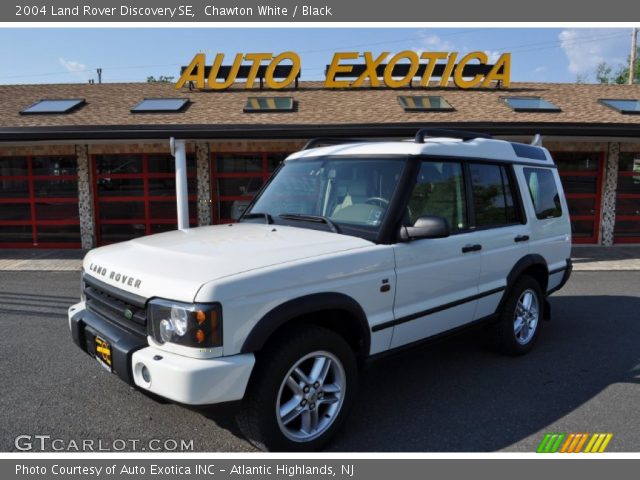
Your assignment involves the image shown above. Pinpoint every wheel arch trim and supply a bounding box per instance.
[240,293,371,356]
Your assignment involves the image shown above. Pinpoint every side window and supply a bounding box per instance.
[470,163,519,227]
[407,161,467,231]
[523,167,563,219]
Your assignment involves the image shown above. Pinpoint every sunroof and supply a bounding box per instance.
[398,96,454,111]
[503,97,561,112]
[599,99,640,114]
[131,98,189,113]
[21,99,85,114]
[244,97,294,112]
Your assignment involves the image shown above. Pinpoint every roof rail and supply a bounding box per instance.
[302,137,383,150]
[415,128,492,143]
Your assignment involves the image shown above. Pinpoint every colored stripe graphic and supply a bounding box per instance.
[536,433,566,453]
[537,433,613,453]
[574,433,590,453]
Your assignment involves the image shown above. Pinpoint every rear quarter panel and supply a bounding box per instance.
[514,164,572,292]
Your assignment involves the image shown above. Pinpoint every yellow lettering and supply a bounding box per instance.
[419,52,448,86]
[439,52,458,87]
[454,51,488,89]
[482,53,511,88]
[383,50,419,88]
[352,52,389,87]
[264,51,301,89]
[175,53,206,89]
[243,53,273,88]
[207,53,244,90]
[324,52,359,88]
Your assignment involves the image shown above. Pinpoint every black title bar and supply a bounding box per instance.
[4,0,639,21]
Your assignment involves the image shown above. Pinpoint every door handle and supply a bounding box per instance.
[514,235,530,243]
[461,244,482,253]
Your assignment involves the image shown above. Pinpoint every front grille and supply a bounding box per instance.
[84,275,148,337]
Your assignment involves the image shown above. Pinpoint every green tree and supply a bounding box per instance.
[146,75,175,83]
[594,47,640,84]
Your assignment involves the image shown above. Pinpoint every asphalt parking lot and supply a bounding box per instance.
[0,270,639,452]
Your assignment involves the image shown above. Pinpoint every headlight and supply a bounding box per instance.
[148,299,222,348]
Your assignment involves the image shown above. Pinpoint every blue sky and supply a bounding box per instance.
[0,27,634,84]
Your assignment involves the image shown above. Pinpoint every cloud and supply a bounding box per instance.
[59,57,90,82]
[559,28,628,77]
[484,50,501,63]
[412,33,455,56]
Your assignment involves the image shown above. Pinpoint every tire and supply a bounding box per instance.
[492,275,544,356]
[237,325,358,451]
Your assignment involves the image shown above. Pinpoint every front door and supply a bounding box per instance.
[391,159,481,349]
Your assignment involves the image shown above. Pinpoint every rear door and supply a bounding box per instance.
[465,162,531,319]
[390,159,481,348]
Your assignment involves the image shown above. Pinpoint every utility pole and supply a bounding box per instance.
[630,27,638,85]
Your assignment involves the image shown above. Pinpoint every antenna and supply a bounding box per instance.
[530,134,543,146]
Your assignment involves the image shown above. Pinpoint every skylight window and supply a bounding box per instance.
[131,98,189,113]
[397,96,454,112]
[21,99,86,115]
[503,97,561,112]
[244,97,294,112]
[599,99,640,114]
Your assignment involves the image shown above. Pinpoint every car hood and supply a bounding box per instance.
[83,223,372,301]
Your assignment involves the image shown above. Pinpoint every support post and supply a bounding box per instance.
[171,138,189,231]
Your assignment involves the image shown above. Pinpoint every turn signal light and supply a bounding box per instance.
[195,329,206,344]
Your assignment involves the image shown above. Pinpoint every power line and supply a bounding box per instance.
[0,29,631,83]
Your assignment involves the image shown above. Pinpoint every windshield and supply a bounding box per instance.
[244,156,407,239]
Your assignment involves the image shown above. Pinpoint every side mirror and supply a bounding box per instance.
[399,215,450,241]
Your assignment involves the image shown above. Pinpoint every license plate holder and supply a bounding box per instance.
[93,335,113,372]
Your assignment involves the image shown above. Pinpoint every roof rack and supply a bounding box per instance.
[415,128,492,143]
[302,128,493,151]
[302,137,384,150]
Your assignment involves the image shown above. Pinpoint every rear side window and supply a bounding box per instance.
[469,163,519,227]
[523,168,562,219]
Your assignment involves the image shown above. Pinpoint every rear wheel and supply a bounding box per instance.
[238,325,357,451]
[492,275,544,355]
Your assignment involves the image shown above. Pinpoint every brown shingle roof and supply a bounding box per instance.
[1,81,639,136]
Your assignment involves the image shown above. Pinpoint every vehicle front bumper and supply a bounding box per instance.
[68,302,254,405]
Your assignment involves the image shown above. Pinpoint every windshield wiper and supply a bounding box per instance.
[240,212,273,224]
[278,213,340,233]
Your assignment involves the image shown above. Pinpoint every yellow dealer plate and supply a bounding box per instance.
[94,336,112,371]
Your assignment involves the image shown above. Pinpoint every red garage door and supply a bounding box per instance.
[211,152,288,224]
[615,152,640,243]
[554,152,604,244]
[0,155,80,248]
[92,153,197,245]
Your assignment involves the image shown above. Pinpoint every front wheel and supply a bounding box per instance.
[238,325,357,451]
[492,275,544,356]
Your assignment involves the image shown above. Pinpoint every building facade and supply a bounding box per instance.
[1,81,639,248]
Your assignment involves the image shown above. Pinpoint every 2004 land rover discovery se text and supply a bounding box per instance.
[68,129,572,451]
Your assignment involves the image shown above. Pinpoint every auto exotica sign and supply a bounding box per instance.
[176,51,511,90]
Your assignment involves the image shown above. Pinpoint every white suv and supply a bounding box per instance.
[68,129,572,451]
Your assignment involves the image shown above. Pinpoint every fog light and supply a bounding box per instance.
[141,365,151,383]
[159,319,174,343]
